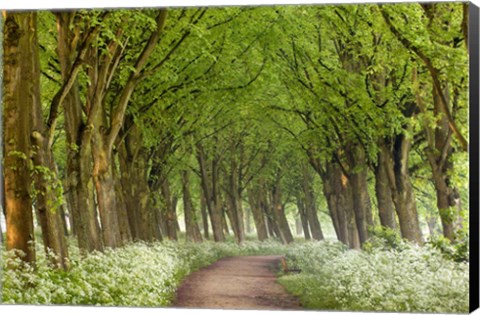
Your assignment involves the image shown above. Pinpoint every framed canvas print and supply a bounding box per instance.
[0,0,478,314]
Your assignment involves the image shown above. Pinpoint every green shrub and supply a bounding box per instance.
[426,232,469,262]
[2,237,469,313]
[362,226,406,252]
[279,241,469,313]
[1,238,289,306]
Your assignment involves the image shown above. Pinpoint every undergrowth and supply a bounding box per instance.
[1,238,285,306]
[1,235,469,313]
[279,238,469,313]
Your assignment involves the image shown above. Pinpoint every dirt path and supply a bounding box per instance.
[173,255,302,310]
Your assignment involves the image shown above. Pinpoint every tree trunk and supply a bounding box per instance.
[64,191,76,237]
[222,205,230,236]
[426,87,457,241]
[63,127,104,254]
[119,129,161,242]
[3,12,37,265]
[256,180,279,239]
[390,133,423,244]
[247,188,268,241]
[181,170,202,242]
[301,163,324,240]
[118,144,140,240]
[59,204,69,236]
[264,194,280,239]
[88,51,123,249]
[346,144,372,245]
[321,173,345,244]
[92,141,122,248]
[431,168,456,240]
[15,11,70,269]
[246,207,252,234]
[225,200,238,239]
[196,144,225,241]
[56,11,80,240]
[112,161,132,244]
[375,140,398,230]
[56,12,103,253]
[295,196,311,240]
[173,196,181,233]
[152,205,163,240]
[200,193,209,239]
[325,161,360,249]
[236,193,245,242]
[160,176,178,241]
[30,133,69,269]
[156,198,168,237]
[225,164,245,243]
[77,138,104,252]
[310,155,357,248]
[270,183,294,244]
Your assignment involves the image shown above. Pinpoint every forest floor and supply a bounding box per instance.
[172,255,302,310]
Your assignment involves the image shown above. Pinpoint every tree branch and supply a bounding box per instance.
[107,9,168,152]
[380,6,468,151]
[46,11,113,150]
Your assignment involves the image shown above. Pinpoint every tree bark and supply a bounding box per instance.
[310,154,358,248]
[118,143,140,240]
[30,132,69,269]
[92,142,122,248]
[196,143,225,241]
[118,128,161,242]
[246,207,252,234]
[325,160,360,249]
[295,196,311,240]
[425,86,457,241]
[247,188,269,241]
[160,176,178,240]
[225,199,239,239]
[222,204,230,236]
[225,161,245,243]
[200,193,210,239]
[77,136,104,252]
[87,45,122,249]
[15,11,70,269]
[112,161,132,244]
[3,12,37,265]
[262,185,281,239]
[182,170,202,242]
[270,182,294,244]
[56,12,103,253]
[375,140,398,230]
[321,172,346,244]
[389,132,423,244]
[346,144,372,245]
[301,163,324,240]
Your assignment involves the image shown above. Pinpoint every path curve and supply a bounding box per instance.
[173,255,302,310]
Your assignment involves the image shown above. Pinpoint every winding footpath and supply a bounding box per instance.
[173,255,302,310]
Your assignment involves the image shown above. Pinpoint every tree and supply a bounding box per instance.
[55,11,107,253]
[3,12,37,265]
[2,4,470,257]
[381,3,468,241]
